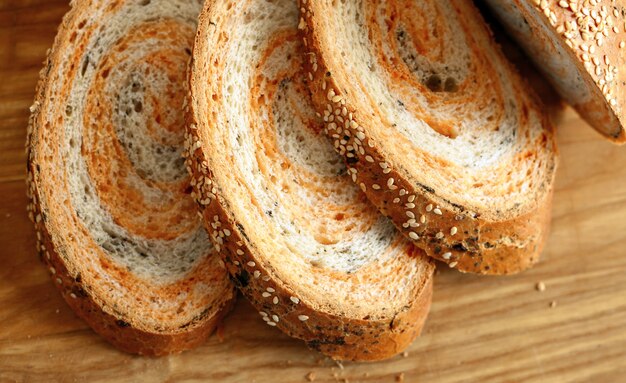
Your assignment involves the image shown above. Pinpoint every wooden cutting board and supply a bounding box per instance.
[1,1,625,382]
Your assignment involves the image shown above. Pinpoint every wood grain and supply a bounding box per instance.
[1,1,626,382]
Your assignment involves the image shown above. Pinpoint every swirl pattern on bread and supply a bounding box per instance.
[299,0,559,274]
[187,0,434,361]
[26,0,234,355]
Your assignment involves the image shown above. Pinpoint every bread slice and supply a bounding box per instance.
[26,0,235,356]
[483,0,626,143]
[186,0,435,361]
[299,0,559,275]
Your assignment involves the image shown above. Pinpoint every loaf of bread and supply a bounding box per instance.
[484,0,626,143]
[26,0,235,356]
[186,0,435,361]
[299,0,559,275]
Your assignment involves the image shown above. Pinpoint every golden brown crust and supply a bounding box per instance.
[298,0,557,275]
[25,1,236,356]
[492,0,626,142]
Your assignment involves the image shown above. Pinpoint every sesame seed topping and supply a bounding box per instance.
[290,296,300,304]
[273,296,279,304]
[298,315,310,321]
[267,321,277,327]
[442,252,452,260]
[409,232,419,240]
[435,232,444,239]
[70,293,77,299]
[425,204,433,212]
[266,287,275,293]
[449,262,458,268]
[253,270,261,279]
[247,261,256,267]
[262,292,271,298]
[433,208,443,215]
[450,227,458,236]
[272,315,280,322]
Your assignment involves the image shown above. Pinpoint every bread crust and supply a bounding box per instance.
[26,1,236,356]
[185,0,435,361]
[298,0,557,275]
[486,0,626,143]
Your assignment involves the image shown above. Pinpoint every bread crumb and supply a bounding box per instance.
[402,351,409,358]
[396,373,405,382]
[550,300,557,308]
[536,281,546,292]
[305,372,316,382]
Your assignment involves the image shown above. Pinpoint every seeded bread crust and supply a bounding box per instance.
[484,0,626,142]
[299,0,558,275]
[186,0,435,361]
[26,1,235,356]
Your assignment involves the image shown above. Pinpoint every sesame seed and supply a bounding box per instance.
[267,321,277,327]
[290,296,300,304]
[449,262,458,268]
[253,271,261,279]
[372,184,381,190]
[298,315,310,321]
[273,296,279,304]
[435,232,444,239]
[420,215,426,224]
[433,208,443,215]
[266,287,275,293]
[247,261,256,267]
[450,227,458,236]
[409,232,419,240]
[262,292,271,298]
[425,204,433,212]
[272,315,280,322]
[260,311,268,317]
[442,252,452,260]
[70,293,77,299]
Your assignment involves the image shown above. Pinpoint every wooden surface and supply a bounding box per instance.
[1,1,626,382]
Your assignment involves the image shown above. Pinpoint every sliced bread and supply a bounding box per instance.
[483,0,626,143]
[26,0,235,356]
[299,0,559,275]
[186,0,435,361]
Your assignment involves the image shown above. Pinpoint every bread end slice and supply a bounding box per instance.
[484,0,626,143]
